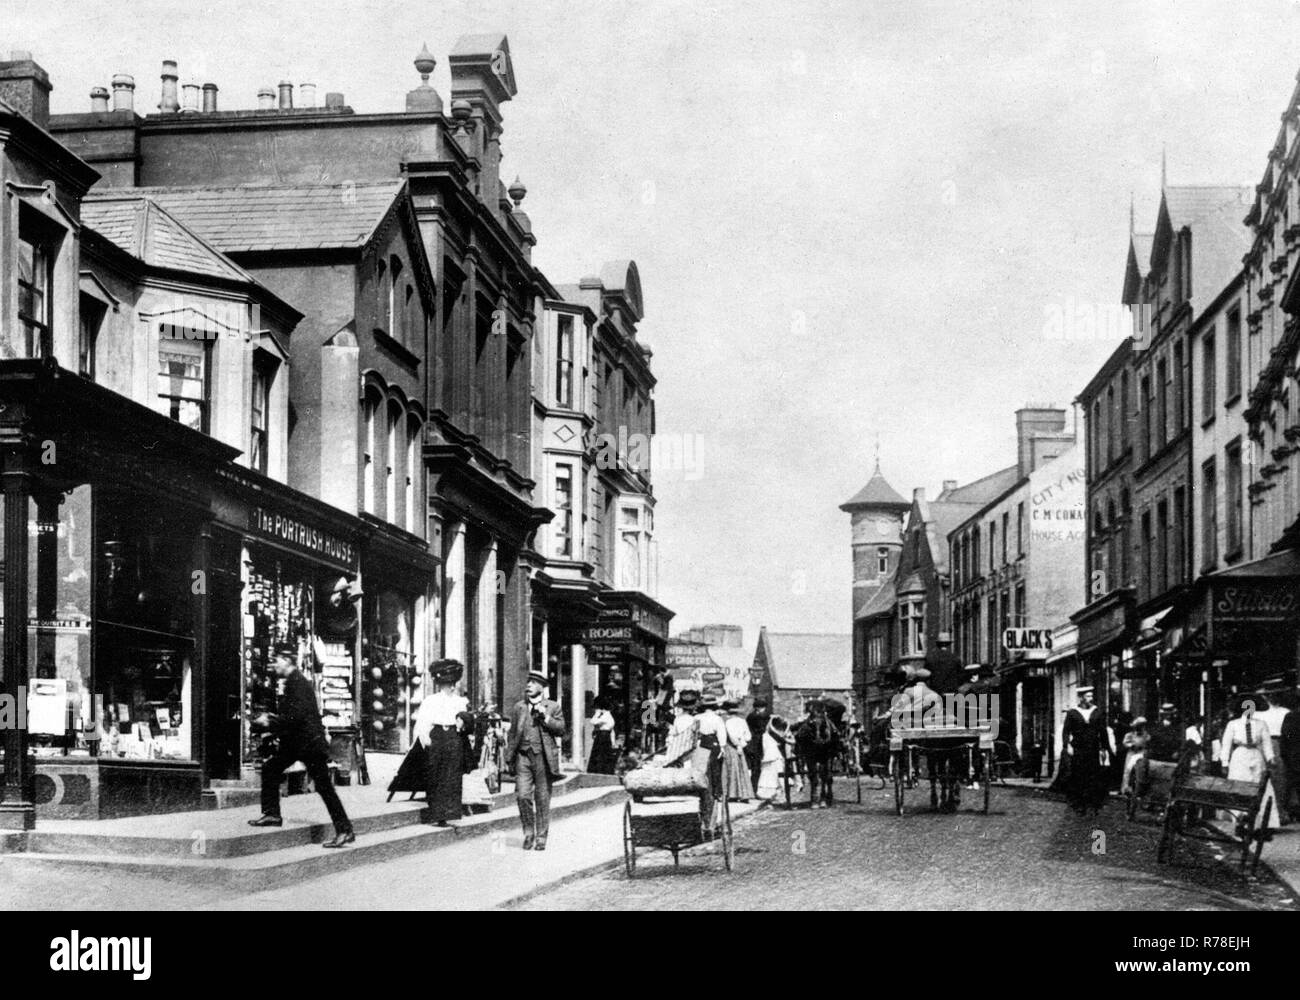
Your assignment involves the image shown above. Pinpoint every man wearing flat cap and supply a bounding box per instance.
[505,670,566,850]
[412,659,472,826]
[249,643,355,848]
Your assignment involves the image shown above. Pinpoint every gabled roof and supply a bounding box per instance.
[1122,232,1154,304]
[759,630,852,691]
[1152,185,1253,316]
[88,182,405,253]
[840,463,910,512]
[937,464,1019,505]
[81,196,256,283]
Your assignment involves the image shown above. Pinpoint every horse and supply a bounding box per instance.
[794,703,840,808]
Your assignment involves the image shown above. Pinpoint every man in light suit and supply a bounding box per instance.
[505,670,566,851]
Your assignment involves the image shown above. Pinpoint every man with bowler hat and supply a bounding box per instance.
[249,642,355,848]
[505,670,566,850]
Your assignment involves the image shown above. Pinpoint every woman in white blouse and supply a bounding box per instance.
[1219,695,1280,832]
[587,696,618,774]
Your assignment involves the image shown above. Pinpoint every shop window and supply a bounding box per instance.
[78,294,105,380]
[554,464,574,558]
[556,313,574,409]
[157,335,211,433]
[250,354,275,475]
[363,590,416,752]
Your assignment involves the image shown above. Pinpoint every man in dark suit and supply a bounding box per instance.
[248,643,355,848]
[505,670,566,851]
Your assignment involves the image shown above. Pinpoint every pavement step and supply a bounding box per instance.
[6,786,629,891]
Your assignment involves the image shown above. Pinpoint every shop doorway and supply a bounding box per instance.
[205,529,243,780]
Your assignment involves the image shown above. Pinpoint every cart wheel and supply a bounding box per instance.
[856,765,863,804]
[721,799,735,872]
[1125,790,1137,821]
[1251,801,1271,876]
[892,752,905,816]
[1157,806,1176,864]
[622,800,636,879]
[982,751,992,814]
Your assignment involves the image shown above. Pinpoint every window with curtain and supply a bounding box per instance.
[556,314,574,409]
[18,231,53,359]
[250,355,274,474]
[554,464,574,558]
[157,335,210,432]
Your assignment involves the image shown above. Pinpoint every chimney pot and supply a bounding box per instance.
[257,86,275,110]
[158,59,180,112]
[111,73,135,112]
[201,82,218,112]
[90,86,110,112]
[913,487,926,502]
[324,91,344,109]
[299,82,316,108]
[277,80,293,110]
[181,80,200,112]
[943,479,957,492]
[7,50,33,61]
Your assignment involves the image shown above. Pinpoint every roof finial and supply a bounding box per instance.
[873,432,881,473]
[1161,145,1167,190]
[1129,190,1135,235]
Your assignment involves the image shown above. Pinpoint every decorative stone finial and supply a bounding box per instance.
[415,43,436,83]
[507,175,526,206]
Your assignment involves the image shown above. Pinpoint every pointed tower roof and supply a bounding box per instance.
[840,463,910,513]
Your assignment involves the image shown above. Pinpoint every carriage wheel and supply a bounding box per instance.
[622,800,636,878]
[1157,806,1176,864]
[719,799,735,872]
[1250,801,1272,876]
[856,764,863,804]
[1125,789,1137,821]
[982,751,992,814]
[892,752,905,816]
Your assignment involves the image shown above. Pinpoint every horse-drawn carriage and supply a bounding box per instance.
[888,691,997,815]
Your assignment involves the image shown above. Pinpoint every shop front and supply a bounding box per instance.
[1070,588,1138,728]
[580,592,672,757]
[1164,549,1300,730]
[359,526,438,754]
[0,362,236,826]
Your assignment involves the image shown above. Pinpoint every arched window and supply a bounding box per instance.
[388,256,404,345]
[406,414,421,534]
[363,386,382,514]
[386,399,402,524]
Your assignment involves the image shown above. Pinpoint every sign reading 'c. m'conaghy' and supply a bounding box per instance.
[250,507,356,567]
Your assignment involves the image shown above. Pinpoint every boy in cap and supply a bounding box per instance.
[505,670,566,850]
[249,643,355,848]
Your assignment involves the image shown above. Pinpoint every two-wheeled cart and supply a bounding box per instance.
[621,765,733,877]
[889,725,995,816]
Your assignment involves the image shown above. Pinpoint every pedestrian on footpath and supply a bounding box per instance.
[505,670,566,851]
[721,698,754,802]
[1256,693,1291,823]
[745,698,770,792]
[1059,685,1114,816]
[412,659,471,826]
[249,643,355,849]
[1220,694,1281,837]
[757,716,792,802]
[587,696,618,775]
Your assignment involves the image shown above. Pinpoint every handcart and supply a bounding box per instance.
[621,765,734,877]
[1156,747,1272,875]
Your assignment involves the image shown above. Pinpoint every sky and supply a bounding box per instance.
[8,0,1300,652]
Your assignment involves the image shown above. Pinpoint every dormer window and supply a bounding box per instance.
[157,333,211,433]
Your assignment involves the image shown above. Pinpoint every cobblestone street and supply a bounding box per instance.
[515,781,1300,911]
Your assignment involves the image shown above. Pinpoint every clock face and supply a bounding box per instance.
[876,520,893,537]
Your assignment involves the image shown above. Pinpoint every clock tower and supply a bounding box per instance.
[840,460,909,616]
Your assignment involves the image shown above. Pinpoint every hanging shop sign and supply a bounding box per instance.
[249,506,356,568]
[581,624,634,643]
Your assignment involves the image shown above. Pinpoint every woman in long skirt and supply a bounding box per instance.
[757,716,791,802]
[413,659,470,825]
[1220,695,1281,834]
[721,699,755,801]
[587,696,619,774]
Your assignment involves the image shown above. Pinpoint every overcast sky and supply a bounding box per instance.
[10,0,1300,650]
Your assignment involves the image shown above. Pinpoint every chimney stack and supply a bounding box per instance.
[158,59,179,112]
[277,80,293,109]
[942,479,957,494]
[181,79,200,112]
[201,82,218,112]
[257,86,275,110]
[1015,405,1069,478]
[90,85,110,112]
[913,487,926,502]
[324,91,344,109]
[0,52,52,128]
[298,82,316,108]
[112,73,135,111]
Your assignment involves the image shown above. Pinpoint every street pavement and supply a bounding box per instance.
[1,779,1295,910]
[514,781,1300,911]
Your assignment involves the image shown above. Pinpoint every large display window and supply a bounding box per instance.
[362,589,419,752]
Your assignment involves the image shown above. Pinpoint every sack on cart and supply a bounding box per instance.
[624,765,710,800]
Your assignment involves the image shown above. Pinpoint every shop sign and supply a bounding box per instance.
[588,643,624,664]
[600,603,670,640]
[1003,628,1053,659]
[249,507,356,567]
[581,624,633,643]
[1212,583,1298,624]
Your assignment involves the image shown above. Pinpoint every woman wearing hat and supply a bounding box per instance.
[757,716,793,802]
[721,698,755,802]
[412,659,472,826]
[586,695,618,775]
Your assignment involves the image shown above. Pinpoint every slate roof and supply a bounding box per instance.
[841,463,910,511]
[761,632,852,691]
[937,464,1019,505]
[856,572,898,621]
[81,196,256,283]
[86,182,405,254]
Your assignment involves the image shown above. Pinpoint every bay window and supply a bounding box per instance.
[899,597,925,658]
[556,314,574,409]
[157,335,211,433]
[554,464,574,558]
